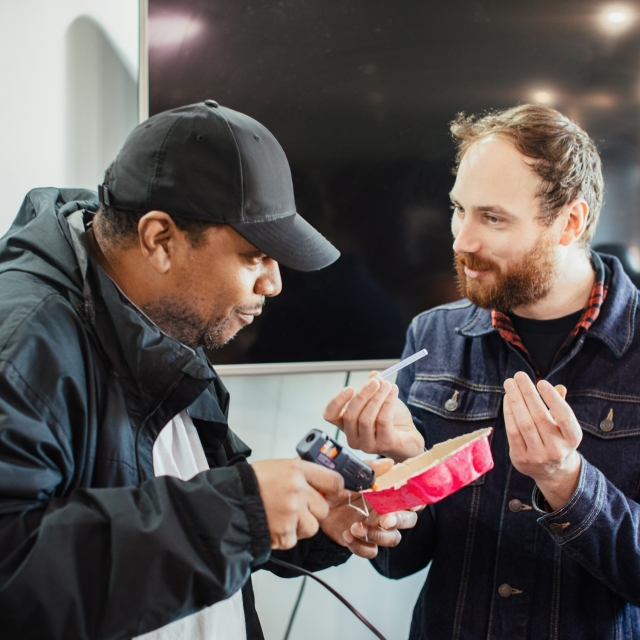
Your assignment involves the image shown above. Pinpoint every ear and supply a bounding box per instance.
[559,199,590,247]
[137,211,183,274]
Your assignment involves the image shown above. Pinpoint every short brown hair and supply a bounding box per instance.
[450,104,604,244]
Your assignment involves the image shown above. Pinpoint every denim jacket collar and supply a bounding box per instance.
[457,305,495,338]
[587,253,638,357]
[456,252,638,358]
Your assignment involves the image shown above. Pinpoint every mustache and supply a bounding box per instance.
[235,299,266,315]
[454,253,499,272]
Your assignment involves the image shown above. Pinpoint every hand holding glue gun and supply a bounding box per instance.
[252,353,427,552]
[323,350,427,462]
[295,429,420,557]
[316,456,421,559]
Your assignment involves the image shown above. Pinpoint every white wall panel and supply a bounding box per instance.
[0,0,138,235]
[222,371,428,640]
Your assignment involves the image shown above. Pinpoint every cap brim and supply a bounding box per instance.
[230,213,340,271]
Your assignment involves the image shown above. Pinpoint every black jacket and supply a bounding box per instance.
[0,188,349,639]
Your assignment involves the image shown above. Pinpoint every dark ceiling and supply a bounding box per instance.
[150,0,640,164]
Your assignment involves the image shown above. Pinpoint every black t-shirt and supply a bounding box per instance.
[509,309,584,378]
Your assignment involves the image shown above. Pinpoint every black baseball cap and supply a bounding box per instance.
[98,101,339,272]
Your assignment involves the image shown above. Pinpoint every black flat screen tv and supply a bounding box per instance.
[146,0,640,369]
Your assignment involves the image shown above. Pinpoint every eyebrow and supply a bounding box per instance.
[449,194,514,218]
[476,204,513,216]
[243,249,268,258]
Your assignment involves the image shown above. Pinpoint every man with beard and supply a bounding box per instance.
[0,102,418,639]
[324,104,640,638]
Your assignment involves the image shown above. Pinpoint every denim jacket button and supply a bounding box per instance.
[550,523,565,534]
[509,499,523,512]
[600,408,614,432]
[444,391,459,412]
[498,583,513,598]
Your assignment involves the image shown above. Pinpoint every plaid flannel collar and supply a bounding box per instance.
[491,252,610,376]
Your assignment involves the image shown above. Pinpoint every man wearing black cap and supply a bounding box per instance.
[0,102,416,639]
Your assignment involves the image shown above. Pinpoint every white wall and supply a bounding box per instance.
[223,370,428,640]
[1,3,427,638]
[0,0,139,235]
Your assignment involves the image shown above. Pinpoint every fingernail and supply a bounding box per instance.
[538,379,551,392]
[341,387,351,396]
[343,530,354,544]
[351,522,366,536]
[366,379,378,391]
[504,379,515,392]
[382,515,397,529]
[514,372,527,383]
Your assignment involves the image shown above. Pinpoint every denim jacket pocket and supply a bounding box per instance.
[408,374,503,486]
[408,374,503,420]
[569,389,640,499]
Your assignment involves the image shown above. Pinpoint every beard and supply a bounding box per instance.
[141,297,264,350]
[454,232,559,312]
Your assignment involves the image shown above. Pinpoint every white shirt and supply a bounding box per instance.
[134,412,246,640]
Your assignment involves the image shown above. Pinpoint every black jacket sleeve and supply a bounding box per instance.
[0,309,271,639]
[0,466,271,640]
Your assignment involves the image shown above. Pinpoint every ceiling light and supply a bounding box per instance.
[149,14,203,49]
[531,89,555,105]
[599,4,635,34]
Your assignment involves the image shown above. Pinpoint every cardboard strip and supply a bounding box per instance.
[364,427,494,515]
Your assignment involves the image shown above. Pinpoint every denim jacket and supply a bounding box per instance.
[372,253,640,640]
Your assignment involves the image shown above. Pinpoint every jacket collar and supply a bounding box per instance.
[456,252,638,358]
[457,306,495,338]
[586,253,638,357]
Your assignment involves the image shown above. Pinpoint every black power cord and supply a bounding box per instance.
[270,557,387,640]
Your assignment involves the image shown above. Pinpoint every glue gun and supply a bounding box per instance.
[296,429,376,492]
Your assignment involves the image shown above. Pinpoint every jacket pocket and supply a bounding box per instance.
[408,374,503,486]
[569,389,640,499]
[408,374,503,421]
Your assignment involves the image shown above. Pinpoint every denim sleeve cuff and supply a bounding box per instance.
[533,454,607,545]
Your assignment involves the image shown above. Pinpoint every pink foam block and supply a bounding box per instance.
[364,428,494,515]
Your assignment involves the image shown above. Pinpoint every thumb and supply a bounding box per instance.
[366,458,394,476]
[368,370,380,379]
[555,384,567,400]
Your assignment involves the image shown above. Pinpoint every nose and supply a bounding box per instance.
[255,258,282,297]
[452,214,482,255]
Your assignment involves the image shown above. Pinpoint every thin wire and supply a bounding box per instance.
[269,557,387,640]
[282,575,307,640]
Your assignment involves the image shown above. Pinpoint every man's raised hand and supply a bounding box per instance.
[323,373,424,462]
[503,372,582,511]
[251,459,344,550]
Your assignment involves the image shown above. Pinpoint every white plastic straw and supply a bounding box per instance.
[376,349,428,380]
